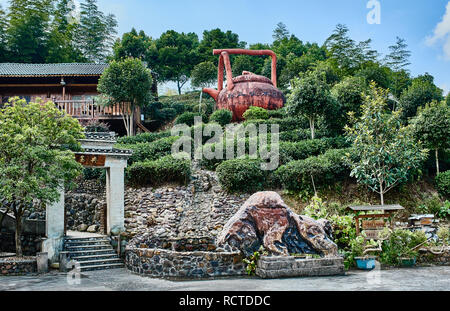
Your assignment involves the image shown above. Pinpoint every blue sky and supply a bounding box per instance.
[95,0,450,95]
[0,0,448,95]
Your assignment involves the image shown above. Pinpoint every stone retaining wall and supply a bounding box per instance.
[0,257,37,276]
[0,233,42,256]
[418,248,450,265]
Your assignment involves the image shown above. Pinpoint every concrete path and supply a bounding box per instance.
[0,266,449,291]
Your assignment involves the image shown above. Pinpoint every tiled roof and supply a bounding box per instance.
[0,63,108,77]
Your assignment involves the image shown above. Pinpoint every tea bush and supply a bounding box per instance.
[243,117,306,132]
[174,112,208,126]
[216,158,271,193]
[209,109,232,126]
[435,170,450,197]
[127,154,191,187]
[242,106,269,120]
[116,131,171,144]
[116,136,192,164]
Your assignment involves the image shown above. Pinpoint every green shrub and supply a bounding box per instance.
[217,158,270,193]
[116,131,171,144]
[243,117,305,132]
[278,137,350,165]
[127,154,191,187]
[83,168,105,180]
[436,171,450,197]
[280,129,326,142]
[379,228,427,265]
[116,136,192,164]
[209,109,232,126]
[268,108,286,119]
[275,148,350,192]
[243,106,269,120]
[174,112,208,126]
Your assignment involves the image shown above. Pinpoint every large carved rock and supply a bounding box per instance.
[216,192,338,257]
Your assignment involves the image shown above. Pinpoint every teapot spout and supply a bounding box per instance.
[202,88,220,102]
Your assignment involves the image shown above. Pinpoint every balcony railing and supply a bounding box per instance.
[53,99,131,119]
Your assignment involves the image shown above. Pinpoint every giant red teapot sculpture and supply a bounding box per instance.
[202,49,285,121]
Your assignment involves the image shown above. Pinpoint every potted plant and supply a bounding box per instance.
[350,235,379,270]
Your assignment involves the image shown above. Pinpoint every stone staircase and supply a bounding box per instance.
[64,236,124,272]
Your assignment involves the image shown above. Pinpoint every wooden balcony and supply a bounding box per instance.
[53,99,131,120]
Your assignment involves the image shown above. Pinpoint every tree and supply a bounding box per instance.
[154,30,199,94]
[344,83,428,205]
[331,76,368,127]
[46,0,86,63]
[411,101,450,174]
[98,58,153,136]
[273,22,290,41]
[355,62,391,90]
[384,37,411,72]
[287,71,337,139]
[76,0,117,62]
[197,28,245,65]
[191,61,217,88]
[0,5,8,62]
[6,0,53,63]
[398,73,443,120]
[0,98,84,256]
[112,28,159,98]
[324,24,378,75]
[446,93,450,105]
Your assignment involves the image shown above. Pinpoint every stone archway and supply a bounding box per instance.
[42,133,131,263]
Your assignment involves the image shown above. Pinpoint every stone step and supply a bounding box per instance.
[65,239,110,247]
[78,258,123,267]
[64,237,108,243]
[68,249,117,257]
[66,244,112,251]
[80,263,124,272]
[71,254,119,262]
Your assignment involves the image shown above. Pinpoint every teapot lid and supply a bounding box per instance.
[232,71,273,85]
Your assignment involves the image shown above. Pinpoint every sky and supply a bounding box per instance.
[0,0,449,95]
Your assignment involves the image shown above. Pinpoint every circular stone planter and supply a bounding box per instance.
[355,256,377,270]
[125,237,245,279]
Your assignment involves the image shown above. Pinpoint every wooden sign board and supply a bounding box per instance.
[362,219,386,229]
[75,154,106,167]
[363,229,383,240]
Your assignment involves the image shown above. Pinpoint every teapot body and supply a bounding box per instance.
[217,74,285,121]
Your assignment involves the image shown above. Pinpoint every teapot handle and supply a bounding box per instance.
[213,49,278,89]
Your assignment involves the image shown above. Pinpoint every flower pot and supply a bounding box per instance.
[400,257,416,267]
[355,256,376,270]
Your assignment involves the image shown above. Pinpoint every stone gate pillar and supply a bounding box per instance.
[105,158,127,235]
[42,184,65,263]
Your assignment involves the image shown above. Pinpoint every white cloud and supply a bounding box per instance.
[426,2,450,60]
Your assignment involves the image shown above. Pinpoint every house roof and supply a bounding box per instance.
[0,63,108,77]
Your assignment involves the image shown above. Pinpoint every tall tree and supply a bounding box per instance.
[272,22,290,41]
[154,30,199,94]
[345,83,428,205]
[411,101,450,175]
[76,0,117,62]
[287,71,337,139]
[0,5,8,62]
[398,73,444,120]
[6,0,53,63]
[0,98,84,256]
[197,28,245,65]
[46,0,85,62]
[384,37,411,72]
[98,58,153,136]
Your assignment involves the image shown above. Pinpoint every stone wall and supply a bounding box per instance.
[418,248,450,265]
[0,257,37,276]
[0,232,42,256]
[125,236,245,278]
[65,193,105,233]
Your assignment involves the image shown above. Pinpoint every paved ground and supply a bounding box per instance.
[0,266,449,291]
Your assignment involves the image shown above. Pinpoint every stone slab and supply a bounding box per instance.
[256,256,345,279]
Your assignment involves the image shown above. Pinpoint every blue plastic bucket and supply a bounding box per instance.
[355,257,376,270]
